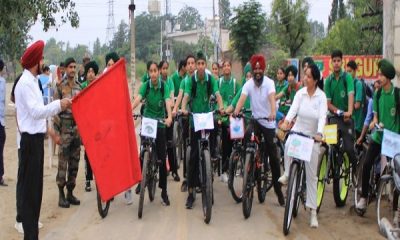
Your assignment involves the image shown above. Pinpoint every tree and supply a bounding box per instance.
[177,5,204,31]
[270,0,310,58]
[93,38,102,57]
[110,20,130,59]
[230,0,267,67]
[135,12,162,61]
[171,40,196,64]
[328,0,347,31]
[220,0,232,29]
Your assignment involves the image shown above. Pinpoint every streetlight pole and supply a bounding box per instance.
[129,0,136,96]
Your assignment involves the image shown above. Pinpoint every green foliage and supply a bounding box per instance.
[135,12,162,61]
[230,0,267,67]
[270,0,310,58]
[172,40,196,64]
[220,0,232,29]
[266,49,289,79]
[328,0,347,31]
[110,20,130,60]
[177,5,204,31]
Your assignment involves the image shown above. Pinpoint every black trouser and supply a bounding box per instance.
[209,119,219,159]
[166,125,178,174]
[84,151,93,181]
[221,126,232,173]
[329,117,357,167]
[0,125,5,179]
[16,148,22,223]
[188,128,206,189]
[244,121,282,195]
[140,128,167,190]
[181,118,189,178]
[20,133,45,240]
[361,141,381,198]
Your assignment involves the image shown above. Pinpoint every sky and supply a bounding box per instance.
[29,0,331,48]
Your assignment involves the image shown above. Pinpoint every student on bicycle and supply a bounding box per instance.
[218,60,241,183]
[356,59,400,210]
[233,54,285,206]
[324,50,356,171]
[211,62,220,80]
[181,51,224,209]
[275,65,300,116]
[131,61,173,206]
[279,64,327,228]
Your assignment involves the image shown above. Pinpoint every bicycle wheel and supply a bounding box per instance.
[228,150,244,203]
[147,153,157,202]
[257,155,272,203]
[173,121,182,169]
[283,162,300,235]
[201,149,213,224]
[316,149,328,213]
[333,153,350,207]
[293,163,304,218]
[242,152,254,219]
[377,178,396,228]
[96,185,110,218]
[138,151,149,219]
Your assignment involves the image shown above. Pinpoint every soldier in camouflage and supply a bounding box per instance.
[53,57,82,208]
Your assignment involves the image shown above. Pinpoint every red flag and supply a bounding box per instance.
[72,58,141,201]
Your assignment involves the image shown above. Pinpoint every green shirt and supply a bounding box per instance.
[371,85,400,144]
[160,76,174,97]
[353,79,365,132]
[218,75,240,125]
[138,79,170,128]
[184,73,219,113]
[280,82,301,115]
[170,71,186,97]
[141,73,150,83]
[80,80,89,89]
[324,70,354,111]
[276,80,288,114]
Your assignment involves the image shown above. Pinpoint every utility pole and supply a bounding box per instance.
[218,0,223,62]
[129,1,136,95]
[106,0,116,44]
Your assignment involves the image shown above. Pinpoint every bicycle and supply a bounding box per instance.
[135,114,165,219]
[241,116,273,219]
[316,113,353,211]
[283,131,318,235]
[96,185,111,218]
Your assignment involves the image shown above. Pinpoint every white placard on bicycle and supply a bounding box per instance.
[382,129,400,158]
[229,116,245,139]
[287,134,314,162]
[140,117,158,139]
[193,112,214,132]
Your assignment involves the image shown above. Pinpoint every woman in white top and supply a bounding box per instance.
[279,63,327,228]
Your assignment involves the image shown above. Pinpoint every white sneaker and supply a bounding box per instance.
[15,222,23,234]
[310,209,318,228]
[38,221,43,229]
[356,197,367,210]
[220,173,228,183]
[278,175,288,185]
[125,189,133,205]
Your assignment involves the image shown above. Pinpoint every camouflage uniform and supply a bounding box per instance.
[54,78,81,191]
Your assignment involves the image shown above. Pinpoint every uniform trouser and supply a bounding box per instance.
[19,133,45,240]
[16,149,22,223]
[188,129,206,189]
[221,126,232,173]
[283,137,320,210]
[140,128,167,190]
[329,117,357,167]
[0,125,5,179]
[209,119,219,159]
[361,141,381,198]
[56,130,81,191]
[244,121,282,195]
[84,151,93,181]
[166,124,178,174]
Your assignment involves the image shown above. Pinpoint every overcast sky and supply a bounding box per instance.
[29,0,331,48]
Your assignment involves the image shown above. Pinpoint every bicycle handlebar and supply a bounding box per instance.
[133,114,165,124]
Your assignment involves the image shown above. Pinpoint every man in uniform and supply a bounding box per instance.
[54,57,82,208]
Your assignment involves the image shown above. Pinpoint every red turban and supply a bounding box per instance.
[250,54,266,71]
[21,40,45,69]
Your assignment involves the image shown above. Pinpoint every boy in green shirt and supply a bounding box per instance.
[357,59,400,211]
[131,61,173,206]
[324,49,357,172]
[181,51,224,209]
[170,60,187,98]
[275,65,300,116]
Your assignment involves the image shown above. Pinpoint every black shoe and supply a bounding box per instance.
[181,180,187,192]
[186,193,194,209]
[85,181,91,192]
[172,172,180,182]
[58,187,70,208]
[195,187,201,193]
[161,191,170,206]
[135,184,141,194]
[67,191,81,205]
[276,190,285,206]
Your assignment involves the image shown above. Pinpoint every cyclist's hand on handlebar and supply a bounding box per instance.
[280,121,289,131]
[314,134,323,142]
[356,137,363,146]
[172,109,177,118]
[181,109,188,116]
[268,112,276,122]
[219,108,225,115]
[165,117,172,127]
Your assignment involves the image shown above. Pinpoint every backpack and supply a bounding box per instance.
[354,78,369,118]
[376,86,400,122]
[191,73,212,99]
[219,77,237,96]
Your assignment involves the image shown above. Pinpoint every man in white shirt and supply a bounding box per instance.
[234,54,284,206]
[0,59,6,186]
[14,40,71,240]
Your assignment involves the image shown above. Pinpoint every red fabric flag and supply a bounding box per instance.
[72,58,141,201]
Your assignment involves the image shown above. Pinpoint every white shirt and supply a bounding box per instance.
[0,76,5,127]
[15,69,61,134]
[286,87,327,136]
[241,76,276,129]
